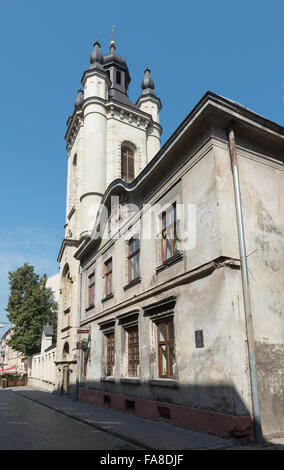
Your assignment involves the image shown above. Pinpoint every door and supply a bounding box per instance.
[62,366,69,394]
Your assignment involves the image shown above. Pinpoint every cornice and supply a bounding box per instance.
[57,237,81,263]
[80,257,241,326]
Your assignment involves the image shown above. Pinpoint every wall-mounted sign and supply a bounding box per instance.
[195,330,204,348]
[77,329,89,334]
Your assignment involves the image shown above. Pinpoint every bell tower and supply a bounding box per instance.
[56,39,162,396]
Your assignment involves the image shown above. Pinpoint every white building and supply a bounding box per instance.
[55,38,284,443]
[56,39,162,396]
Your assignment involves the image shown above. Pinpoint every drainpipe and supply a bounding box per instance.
[227,126,263,444]
[74,264,82,401]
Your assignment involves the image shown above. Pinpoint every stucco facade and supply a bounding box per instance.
[27,325,57,392]
[0,328,27,376]
[56,40,162,397]
[73,92,284,441]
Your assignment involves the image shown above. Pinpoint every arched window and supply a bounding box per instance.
[61,264,72,312]
[70,153,77,209]
[62,342,69,360]
[121,144,135,181]
[116,70,121,85]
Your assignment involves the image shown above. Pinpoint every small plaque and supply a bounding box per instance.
[195,330,204,348]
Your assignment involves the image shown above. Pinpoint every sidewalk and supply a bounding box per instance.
[9,386,281,450]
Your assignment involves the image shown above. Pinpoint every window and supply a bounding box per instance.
[106,332,115,376]
[62,266,72,323]
[128,238,140,282]
[161,203,178,262]
[104,259,112,297]
[127,325,139,377]
[157,318,175,378]
[88,272,95,307]
[121,145,135,181]
[116,70,121,85]
[82,349,88,378]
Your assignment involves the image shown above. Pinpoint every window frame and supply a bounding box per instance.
[105,331,115,377]
[127,238,140,283]
[104,258,112,297]
[161,202,178,263]
[127,325,139,377]
[157,318,175,379]
[121,145,135,181]
[88,271,95,308]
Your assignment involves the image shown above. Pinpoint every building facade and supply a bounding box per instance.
[0,328,27,376]
[74,92,284,442]
[27,325,57,392]
[56,39,162,396]
[56,40,284,442]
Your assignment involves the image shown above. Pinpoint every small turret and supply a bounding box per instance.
[141,68,156,97]
[136,67,162,161]
[74,89,84,109]
[89,41,105,71]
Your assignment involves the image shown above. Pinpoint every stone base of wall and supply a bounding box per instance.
[78,387,254,442]
[28,377,56,393]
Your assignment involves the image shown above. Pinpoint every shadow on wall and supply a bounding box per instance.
[75,380,256,442]
[17,386,284,448]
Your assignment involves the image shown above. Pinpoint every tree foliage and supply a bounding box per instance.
[6,263,58,357]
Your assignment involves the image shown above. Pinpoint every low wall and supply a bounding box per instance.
[78,386,255,442]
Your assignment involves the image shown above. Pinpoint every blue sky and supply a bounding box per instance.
[0,0,283,335]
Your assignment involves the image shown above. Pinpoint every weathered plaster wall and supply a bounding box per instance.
[237,149,284,437]
[79,142,252,418]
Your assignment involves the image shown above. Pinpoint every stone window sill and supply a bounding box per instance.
[100,376,115,383]
[101,293,114,303]
[156,252,183,273]
[148,379,180,389]
[120,377,141,385]
[61,325,71,333]
[85,304,95,312]
[123,277,141,291]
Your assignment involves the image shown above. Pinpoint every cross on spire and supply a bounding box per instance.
[111,25,116,41]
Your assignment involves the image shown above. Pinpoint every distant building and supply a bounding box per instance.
[0,328,27,376]
[27,325,57,392]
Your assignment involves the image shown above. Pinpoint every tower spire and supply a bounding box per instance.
[110,24,116,50]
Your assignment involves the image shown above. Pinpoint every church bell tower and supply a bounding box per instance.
[56,38,162,395]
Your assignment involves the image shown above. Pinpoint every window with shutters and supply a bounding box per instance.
[121,144,135,181]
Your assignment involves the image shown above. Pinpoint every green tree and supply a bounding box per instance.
[6,263,57,357]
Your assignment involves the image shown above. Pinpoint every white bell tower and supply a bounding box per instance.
[56,39,162,394]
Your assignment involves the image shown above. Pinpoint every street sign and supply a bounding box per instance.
[77,329,89,334]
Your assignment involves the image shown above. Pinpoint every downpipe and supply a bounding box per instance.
[74,264,82,401]
[227,126,263,444]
